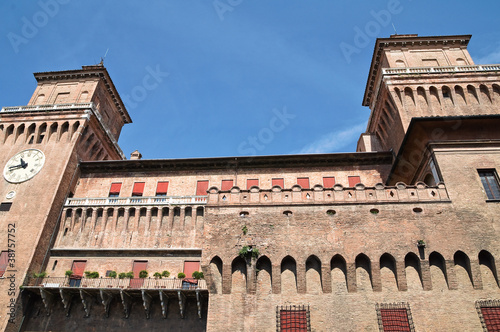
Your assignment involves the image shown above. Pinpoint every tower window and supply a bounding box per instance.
[156,181,169,196]
[109,183,122,197]
[478,170,500,200]
[277,305,310,332]
[376,303,415,332]
[132,182,145,197]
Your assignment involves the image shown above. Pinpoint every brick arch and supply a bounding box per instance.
[209,256,223,294]
[467,85,479,104]
[453,250,473,289]
[355,253,372,291]
[26,123,36,144]
[4,124,14,144]
[15,123,25,144]
[429,251,448,290]
[416,86,427,111]
[231,256,247,294]
[479,84,492,104]
[281,256,297,294]
[479,250,499,289]
[379,253,398,291]
[454,85,466,105]
[48,122,58,143]
[404,252,423,290]
[492,84,500,103]
[330,254,347,292]
[441,85,454,106]
[59,121,70,142]
[83,133,95,152]
[403,87,415,109]
[256,255,272,294]
[70,121,81,141]
[429,86,441,108]
[305,255,322,294]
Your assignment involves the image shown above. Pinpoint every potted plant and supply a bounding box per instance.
[118,272,127,279]
[153,272,162,279]
[108,270,117,278]
[125,271,134,279]
[161,270,170,278]
[417,240,426,247]
[192,271,204,279]
[139,270,148,278]
[65,270,73,277]
[177,272,186,279]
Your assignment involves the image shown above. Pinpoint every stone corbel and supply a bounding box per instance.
[59,289,73,317]
[141,290,153,319]
[177,290,186,318]
[120,289,132,318]
[196,289,202,319]
[99,289,113,318]
[79,289,93,318]
[159,290,169,318]
[39,288,55,316]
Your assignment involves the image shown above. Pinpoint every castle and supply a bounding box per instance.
[0,33,500,331]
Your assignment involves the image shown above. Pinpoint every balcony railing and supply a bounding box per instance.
[0,102,95,113]
[25,276,207,290]
[382,64,500,76]
[65,195,207,207]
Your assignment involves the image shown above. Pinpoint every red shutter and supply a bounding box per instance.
[247,179,259,189]
[348,176,361,187]
[221,180,233,191]
[481,307,500,331]
[0,251,8,277]
[71,260,87,277]
[183,261,200,279]
[156,181,169,195]
[323,177,335,188]
[132,261,148,277]
[196,180,209,195]
[380,308,411,332]
[297,178,310,189]
[272,178,284,188]
[280,310,307,331]
[132,182,145,196]
[109,182,122,195]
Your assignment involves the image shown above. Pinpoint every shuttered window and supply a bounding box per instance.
[297,178,309,189]
[481,307,500,331]
[323,177,335,188]
[130,260,148,288]
[109,183,122,197]
[278,305,310,331]
[183,261,201,279]
[0,251,8,277]
[380,309,411,331]
[247,179,259,189]
[272,178,284,188]
[196,180,209,195]
[348,176,361,187]
[479,170,500,200]
[221,180,233,191]
[71,260,87,277]
[132,182,145,196]
[156,181,169,196]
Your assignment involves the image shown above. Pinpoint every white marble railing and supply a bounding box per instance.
[65,195,208,207]
[0,102,94,113]
[382,64,500,75]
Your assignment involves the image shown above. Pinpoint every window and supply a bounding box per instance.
[108,183,122,197]
[323,177,335,188]
[196,180,209,196]
[0,251,8,277]
[247,179,259,189]
[0,203,12,212]
[130,260,148,288]
[183,261,201,279]
[376,303,414,332]
[272,178,284,188]
[277,305,310,332]
[297,178,310,189]
[221,180,233,191]
[132,182,145,197]
[348,176,361,187]
[156,181,169,196]
[477,300,500,331]
[479,170,500,200]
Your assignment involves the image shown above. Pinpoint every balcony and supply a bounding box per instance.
[23,276,208,318]
[65,195,207,207]
[382,64,500,76]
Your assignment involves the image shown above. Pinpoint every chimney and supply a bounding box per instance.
[130,150,142,160]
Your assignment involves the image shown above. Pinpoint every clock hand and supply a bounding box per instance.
[20,158,28,169]
[9,164,23,170]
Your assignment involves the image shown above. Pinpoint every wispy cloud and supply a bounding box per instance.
[476,47,500,64]
[297,123,366,154]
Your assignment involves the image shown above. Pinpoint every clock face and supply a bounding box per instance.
[3,149,45,184]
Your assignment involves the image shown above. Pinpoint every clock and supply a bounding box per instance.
[3,149,45,183]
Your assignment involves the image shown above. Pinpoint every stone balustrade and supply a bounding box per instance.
[207,182,449,205]
[382,64,500,76]
[65,195,208,207]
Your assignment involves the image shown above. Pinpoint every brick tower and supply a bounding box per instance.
[0,64,131,331]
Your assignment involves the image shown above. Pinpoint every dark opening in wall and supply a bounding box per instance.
[0,203,12,212]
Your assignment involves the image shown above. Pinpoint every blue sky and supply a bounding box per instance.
[1,1,500,159]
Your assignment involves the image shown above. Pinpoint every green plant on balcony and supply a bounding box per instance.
[33,271,47,278]
[192,271,204,279]
[239,245,259,259]
[125,271,134,279]
[177,272,186,279]
[65,270,73,277]
[242,225,248,235]
[139,270,148,278]
[84,271,99,279]
[162,270,170,278]
[118,272,127,279]
[153,272,162,279]
[108,270,117,278]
